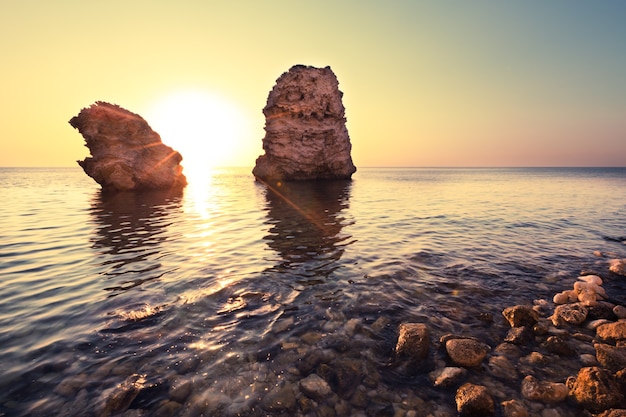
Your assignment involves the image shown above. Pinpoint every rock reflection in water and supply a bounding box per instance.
[89,189,182,297]
[261,180,354,283]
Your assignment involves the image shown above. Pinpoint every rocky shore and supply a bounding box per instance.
[22,257,626,417]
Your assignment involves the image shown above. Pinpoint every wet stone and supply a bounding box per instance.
[587,302,618,321]
[299,373,332,399]
[53,373,89,398]
[477,312,494,322]
[445,338,490,367]
[595,343,626,372]
[343,318,362,336]
[493,342,523,358]
[550,303,588,327]
[504,326,533,345]
[614,305,626,319]
[503,305,539,328]
[567,366,625,413]
[154,400,182,417]
[501,399,529,417]
[580,353,598,366]
[371,316,392,333]
[533,321,550,336]
[574,333,595,346]
[455,383,494,416]
[541,408,564,417]
[396,323,429,362]
[300,331,323,345]
[350,385,369,408]
[429,366,467,388]
[322,334,351,352]
[488,355,518,380]
[597,321,626,342]
[520,375,568,404]
[596,410,626,417]
[297,349,327,375]
[169,379,193,403]
[609,258,626,276]
[318,358,362,399]
[273,316,295,333]
[261,385,297,413]
[98,374,147,417]
[542,335,576,357]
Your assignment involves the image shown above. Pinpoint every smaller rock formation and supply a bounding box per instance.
[596,321,626,343]
[502,305,539,328]
[567,367,624,413]
[609,258,626,276]
[455,383,494,416]
[70,101,187,192]
[444,337,490,367]
[553,275,607,306]
[594,343,626,372]
[252,65,356,182]
[500,399,529,417]
[299,374,332,400]
[395,322,430,374]
[520,375,568,403]
[396,323,430,362]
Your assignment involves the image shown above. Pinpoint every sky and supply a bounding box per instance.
[1,0,625,168]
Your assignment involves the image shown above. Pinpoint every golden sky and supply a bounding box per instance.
[1,1,625,167]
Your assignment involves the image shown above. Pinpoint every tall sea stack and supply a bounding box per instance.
[70,101,187,192]
[252,65,356,182]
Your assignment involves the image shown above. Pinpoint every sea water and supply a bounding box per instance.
[0,167,625,416]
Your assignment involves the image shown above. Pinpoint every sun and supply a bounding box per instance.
[144,89,248,176]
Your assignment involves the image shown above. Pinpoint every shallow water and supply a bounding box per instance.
[0,167,625,416]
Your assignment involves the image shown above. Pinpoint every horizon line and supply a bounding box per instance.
[1,165,625,169]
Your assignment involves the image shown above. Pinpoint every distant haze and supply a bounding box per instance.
[1,1,625,167]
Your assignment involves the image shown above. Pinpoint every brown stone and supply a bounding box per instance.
[609,258,626,276]
[597,321,626,342]
[299,373,332,399]
[98,374,147,416]
[542,335,576,356]
[396,323,429,361]
[253,65,356,182]
[567,367,625,413]
[520,375,568,403]
[588,302,619,321]
[502,305,539,328]
[488,355,518,380]
[445,338,490,367]
[501,399,529,417]
[595,410,626,417]
[261,385,297,413]
[504,326,533,345]
[595,343,626,372]
[318,358,362,399]
[455,383,494,416]
[551,303,588,327]
[70,102,186,192]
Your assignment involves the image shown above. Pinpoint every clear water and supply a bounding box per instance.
[1,167,625,416]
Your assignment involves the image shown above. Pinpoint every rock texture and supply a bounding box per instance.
[445,337,490,367]
[502,305,539,328]
[396,323,430,362]
[567,367,624,413]
[252,65,356,182]
[70,101,187,192]
[520,375,568,403]
[455,383,494,416]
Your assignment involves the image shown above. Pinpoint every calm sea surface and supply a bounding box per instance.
[1,167,625,416]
